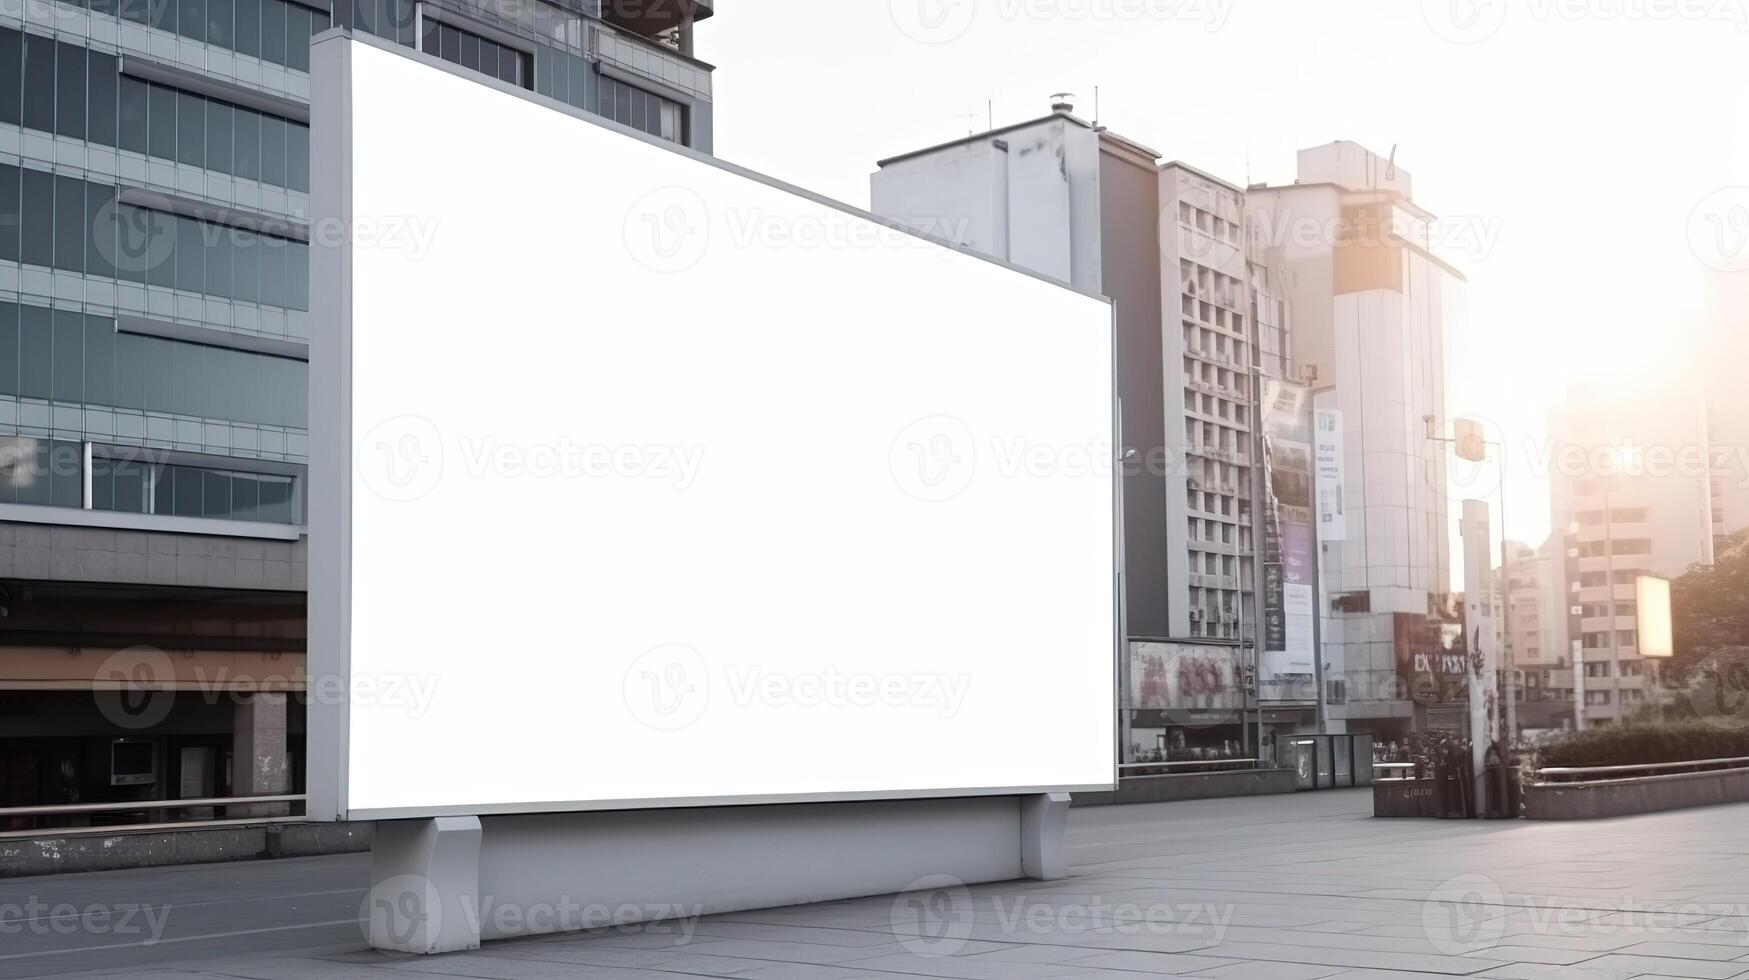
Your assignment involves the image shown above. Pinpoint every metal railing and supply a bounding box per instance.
[1119,759,1259,778]
[1532,755,1749,787]
[0,795,307,839]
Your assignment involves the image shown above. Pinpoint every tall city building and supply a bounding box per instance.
[1703,270,1749,549]
[1498,537,1572,733]
[1549,373,1713,727]
[870,103,1318,762]
[1159,163,1259,646]
[1245,141,1462,740]
[0,0,714,823]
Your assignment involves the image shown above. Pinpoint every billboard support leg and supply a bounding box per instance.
[1020,792,1070,880]
[366,816,483,954]
[359,796,1079,951]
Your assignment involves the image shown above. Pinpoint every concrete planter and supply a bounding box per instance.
[0,821,372,878]
[1372,779,1439,818]
[1073,768,1298,806]
[1524,765,1749,820]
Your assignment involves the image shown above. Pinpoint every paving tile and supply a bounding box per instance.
[26,792,1749,980]
[1166,939,1508,974]
[1051,949,1245,974]
[1565,953,1749,978]
[1195,962,1346,980]
[1617,939,1749,961]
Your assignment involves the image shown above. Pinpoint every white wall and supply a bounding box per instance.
[871,117,1103,296]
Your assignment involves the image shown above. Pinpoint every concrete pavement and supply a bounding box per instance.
[7,788,1749,979]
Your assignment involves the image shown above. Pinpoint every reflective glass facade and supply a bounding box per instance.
[0,0,711,533]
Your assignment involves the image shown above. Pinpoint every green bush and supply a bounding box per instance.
[1538,719,1749,770]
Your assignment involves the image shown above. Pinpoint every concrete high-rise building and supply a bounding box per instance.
[0,0,714,825]
[1498,538,1573,733]
[1550,374,1713,728]
[1245,141,1462,740]
[870,103,1320,763]
[1159,163,1259,646]
[1703,271,1749,549]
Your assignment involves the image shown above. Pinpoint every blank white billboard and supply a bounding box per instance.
[309,37,1115,820]
[1636,575,1673,660]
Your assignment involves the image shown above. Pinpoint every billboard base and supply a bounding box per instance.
[363,792,1071,953]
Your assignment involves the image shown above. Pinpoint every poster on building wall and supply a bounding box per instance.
[1262,563,1286,651]
[1128,642,1245,715]
[1259,379,1315,694]
[1315,408,1346,541]
[1280,523,1315,671]
[1393,612,1468,704]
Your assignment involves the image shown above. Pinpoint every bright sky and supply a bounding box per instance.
[702,0,1749,551]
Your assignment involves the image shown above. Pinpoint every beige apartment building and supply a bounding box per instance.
[1499,538,1572,734]
[1549,375,1715,727]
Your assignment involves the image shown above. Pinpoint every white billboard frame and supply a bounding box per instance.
[305,33,1121,826]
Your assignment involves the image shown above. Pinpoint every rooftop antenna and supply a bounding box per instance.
[988,99,993,131]
[1385,143,1398,182]
[1093,85,1100,127]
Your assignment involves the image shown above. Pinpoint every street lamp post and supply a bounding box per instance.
[1427,418,1512,745]
[1116,402,1134,774]
[1494,456,1515,744]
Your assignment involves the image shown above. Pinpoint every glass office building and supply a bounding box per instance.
[0,0,713,825]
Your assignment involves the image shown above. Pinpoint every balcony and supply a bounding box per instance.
[597,0,714,38]
[593,18,714,101]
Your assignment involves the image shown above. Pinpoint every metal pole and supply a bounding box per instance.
[1604,484,1621,724]
[1309,392,1328,735]
[1116,399,1131,772]
[1243,370,1264,762]
[1496,444,1515,744]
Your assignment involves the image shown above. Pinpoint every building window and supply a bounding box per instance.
[3,39,310,193]
[69,0,331,72]
[420,18,531,88]
[0,163,311,312]
[92,457,297,524]
[598,74,685,144]
[0,439,299,525]
[0,436,85,509]
[0,301,309,429]
[110,73,312,193]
